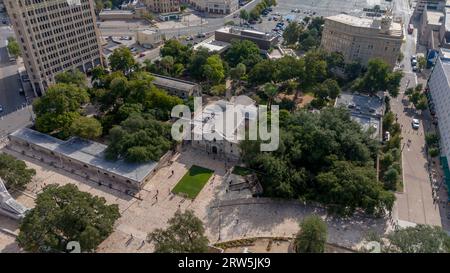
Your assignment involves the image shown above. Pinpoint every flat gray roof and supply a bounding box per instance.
[336,92,384,117]
[10,128,157,183]
[335,92,384,139]
[150,73,198,92]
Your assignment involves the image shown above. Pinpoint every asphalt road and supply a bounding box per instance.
[391,0,448,228]
[0,24,27,117]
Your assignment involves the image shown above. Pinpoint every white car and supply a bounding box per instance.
[412,118,420,129]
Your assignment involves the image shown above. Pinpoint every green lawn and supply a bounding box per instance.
[232,166,253,176]
[172,165,214,199]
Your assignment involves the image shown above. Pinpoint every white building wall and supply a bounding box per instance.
[428,57,450,166]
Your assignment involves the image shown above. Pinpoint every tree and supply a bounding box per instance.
[428,147,439,158]
[160,39,191,65]
[148,210,209,253]
[418,56,427,71]
[283,22,303,45]
[425,133,439,148]
[105,113,173,163]
[415,96,428,111]
[188,47,210,80]
[91,66,108,88]
[352,58,403,97]
[239,9,249,23]
[383,111,395,133]
[240,107,393,216]
[33,83,89,137]
[0,153,36,189]
[7,37,21,58]
[344,62,363,80]
[180,3,187,12]
[263,83,278,110]
[383,167,399,191]
[203,55,225,84]
[225,40,262,68]
[323,79,341,99]
[295,215,327,253]
[70,116,103,139]
[55,69,87,87]
[248,59,277,85]
[230,63,246,82]
[249,8,260,21]
[160,55,175,75]
[385,225,450,253]
[210,84,227,96]
[104,0,112,9]
[108,46,137,75]
[302,50,327,88]
[17,184,120,253]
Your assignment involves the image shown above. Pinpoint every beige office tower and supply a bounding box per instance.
[5,0,103,96]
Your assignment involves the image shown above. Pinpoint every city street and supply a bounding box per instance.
[0,24,27,117]
[390,0,449,229]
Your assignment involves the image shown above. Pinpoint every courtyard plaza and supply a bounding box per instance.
[0,143,395,252]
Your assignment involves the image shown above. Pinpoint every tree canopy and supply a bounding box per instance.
[105,113,173,163]
[55,69,87,87]
[225,39,262,68]
[148,210,210,253]
[0,153,36,189]
[17,184,120,253]
[108,46,138,75]
[352,58,403,97]
[69,116,103,140]
[295,215,327,253]
[7,37,21,58]
[241,107,394,216]
[384,225,450,253]
[203,54,226,84]
[33,83,90,138]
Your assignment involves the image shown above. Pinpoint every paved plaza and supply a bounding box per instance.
[0,143,395,253]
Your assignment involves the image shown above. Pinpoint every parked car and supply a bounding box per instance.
[0,105,3,112]
[412,118,420,129]
[197,33,206,38]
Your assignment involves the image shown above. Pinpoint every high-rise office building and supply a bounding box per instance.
[5,0,103,95]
